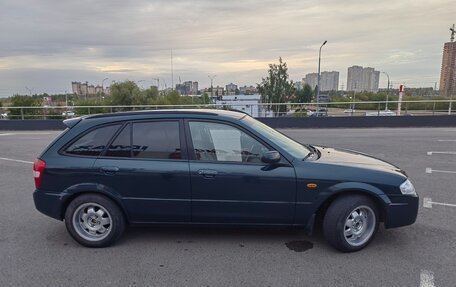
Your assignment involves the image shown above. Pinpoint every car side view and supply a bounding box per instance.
[33,109,419,252]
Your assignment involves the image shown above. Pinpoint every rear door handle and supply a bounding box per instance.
[100,166,119,175]
[197,169,218,178]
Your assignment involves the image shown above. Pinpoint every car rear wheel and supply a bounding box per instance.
[323,194,379,252]
[65,194,125,248]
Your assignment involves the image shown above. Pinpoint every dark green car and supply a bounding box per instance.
[33,109,418,252]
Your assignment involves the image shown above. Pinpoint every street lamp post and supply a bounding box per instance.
[208,75,216,97]
[101,78,109,102]
[381,72,390,111]
[316,40,327,115]
[137,80,145,90]
[152,77,160,95]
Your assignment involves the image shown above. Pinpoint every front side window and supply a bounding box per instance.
[132,121,182,160]
[189,121,269,163]
[65,124,120,156]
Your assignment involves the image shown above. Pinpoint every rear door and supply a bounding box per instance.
[93,119,191,223]
[185,120,297,224]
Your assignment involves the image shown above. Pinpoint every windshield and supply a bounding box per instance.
[242,116,311,159]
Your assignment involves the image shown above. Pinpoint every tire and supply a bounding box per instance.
[64,194,125,248]
[323,194,379,252]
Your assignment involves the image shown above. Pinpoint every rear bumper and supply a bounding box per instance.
[33,190,65,220]
[384,195,419,228]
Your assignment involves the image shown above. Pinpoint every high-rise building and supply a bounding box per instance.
[347,66,364,92]
[320,71,339,91]
[362,68,380,92]
[225,83,238,95]
[176,81,199,95]
[440,41,456,96]
[304,71,339,91]
[347,66,380,92]
[303,73,318,90]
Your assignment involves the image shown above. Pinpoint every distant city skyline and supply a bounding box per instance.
[0,0,454,97]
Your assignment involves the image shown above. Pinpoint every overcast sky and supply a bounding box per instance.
[0,0,454,97]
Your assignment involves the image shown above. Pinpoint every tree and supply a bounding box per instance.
[9,95,41,119]
[257,57,294,116]
[143,86,159,104]
[110,81,143,106]
[295,84,314,103]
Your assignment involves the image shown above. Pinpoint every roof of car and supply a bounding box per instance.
[84,109,247,120]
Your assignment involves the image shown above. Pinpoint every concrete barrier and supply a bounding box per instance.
[1,115,456,130]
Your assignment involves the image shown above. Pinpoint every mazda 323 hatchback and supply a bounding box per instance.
[33,109,418,252]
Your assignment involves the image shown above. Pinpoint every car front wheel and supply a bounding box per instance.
[323,194,379,252]
[65,194,125,248]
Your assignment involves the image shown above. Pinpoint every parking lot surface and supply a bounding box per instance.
[0,128,455,286]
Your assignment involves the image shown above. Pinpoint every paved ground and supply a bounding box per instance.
[0,128,455,287]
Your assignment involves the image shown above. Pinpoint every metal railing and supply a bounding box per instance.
[0,100,455,120]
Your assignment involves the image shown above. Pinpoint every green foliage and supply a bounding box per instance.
[74,98,111,115]
[293,109,308,117]
[9,95,42,119]
[110,81,143,106]
[295,84,314,103]
[257,57,295,116]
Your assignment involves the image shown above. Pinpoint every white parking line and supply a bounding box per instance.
[427,151,456,155]
[437,139,456,142]
[425,168,456,174]
[0,157,33,164]
[420,270,435,287]
[0,132,52,136]
[423,197,456,209]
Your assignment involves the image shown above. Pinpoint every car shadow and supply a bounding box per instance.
[119,225,323,251]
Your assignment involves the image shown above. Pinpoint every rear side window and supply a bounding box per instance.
[65,125,120,156]
[132,121,182,160]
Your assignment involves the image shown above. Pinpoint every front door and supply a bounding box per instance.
[186,120,296,224]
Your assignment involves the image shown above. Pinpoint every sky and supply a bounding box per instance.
[0,0,454,97]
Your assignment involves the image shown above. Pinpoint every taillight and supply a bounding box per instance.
[33,159,46,189]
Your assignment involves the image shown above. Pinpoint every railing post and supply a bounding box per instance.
[433,102,436,116]
[21,108,24,120]
[450,98,453,115]
[88,107,91,114]
[377,103,380,116]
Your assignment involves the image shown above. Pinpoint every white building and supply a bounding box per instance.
[347,66,380,92]
[304,71,339,91]
[362,68,380,92]
[215,94,262,117]
[303,73,318,89]
[320,71,339,91]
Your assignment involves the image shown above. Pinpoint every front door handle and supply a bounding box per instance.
[197,169,218,179]
[100,166,119,175]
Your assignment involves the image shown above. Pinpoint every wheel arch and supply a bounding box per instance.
[309,182,390,233]
[60,183,130,223]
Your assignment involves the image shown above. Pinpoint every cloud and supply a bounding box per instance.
[0,0,454,96]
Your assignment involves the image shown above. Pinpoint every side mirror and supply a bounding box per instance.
[261,151,281,164]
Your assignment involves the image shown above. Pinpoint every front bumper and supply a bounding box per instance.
[383,195,419,228]
[33,190,65,220]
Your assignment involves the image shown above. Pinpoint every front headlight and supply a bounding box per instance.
[400,179,416,196]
